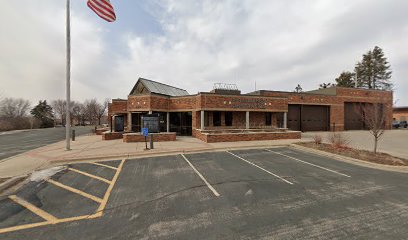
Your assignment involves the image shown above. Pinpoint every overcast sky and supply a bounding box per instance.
[0,0,407,106]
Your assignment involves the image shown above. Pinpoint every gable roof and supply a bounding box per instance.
[129,78,189,97]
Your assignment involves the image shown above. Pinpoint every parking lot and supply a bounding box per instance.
[0,147,408,239]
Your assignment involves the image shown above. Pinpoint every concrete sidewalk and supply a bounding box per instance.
[0,135,306,178]
[302,130,408,160]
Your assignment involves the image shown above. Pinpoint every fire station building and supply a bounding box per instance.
[106,78,393,143]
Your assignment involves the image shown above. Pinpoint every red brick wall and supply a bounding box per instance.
[194,130,301,143]
[123,132,176,142]
[108,100,128,115]
[200,94,287,112]
[102,132,123,140]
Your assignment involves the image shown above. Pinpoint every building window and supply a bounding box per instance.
[213,112,221,126]
[265,112,272,126]
[225,112,233,126]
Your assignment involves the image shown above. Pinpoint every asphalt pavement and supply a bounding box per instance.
[1,147,407,239]
[0,127,94,161]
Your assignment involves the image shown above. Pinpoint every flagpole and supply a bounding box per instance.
[65,0,71,151]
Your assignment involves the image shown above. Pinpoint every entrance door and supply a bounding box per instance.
[170,112,192,136]
[131,113,145,132]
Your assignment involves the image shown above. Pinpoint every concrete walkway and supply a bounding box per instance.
[302,129,408,160]
[0,135,306,178]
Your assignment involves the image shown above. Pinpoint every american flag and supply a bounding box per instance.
[87,0,116,22]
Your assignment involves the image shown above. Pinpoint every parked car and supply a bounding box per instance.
[392,121,400,128]
[400,120,408,128]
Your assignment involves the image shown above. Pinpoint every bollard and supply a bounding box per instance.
[150,134,154,149]
[72,129,75,141]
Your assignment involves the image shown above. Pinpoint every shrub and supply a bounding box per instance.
[312,134,322,145]
[327,132,350,149]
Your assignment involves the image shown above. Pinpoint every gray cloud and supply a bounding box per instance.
[1,0,407,106]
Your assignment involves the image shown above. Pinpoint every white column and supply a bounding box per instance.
[166,112,170,132]
[283,112,287,128]
[127,112,132,132]
[200,110,205,130]
[112,116,115,132]
[246,111,250,129]
[148,110,152,114]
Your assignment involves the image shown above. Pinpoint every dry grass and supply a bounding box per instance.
[296,142,408,166]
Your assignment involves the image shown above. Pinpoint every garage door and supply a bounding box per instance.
[301,105,330,131]
[287,104,330,131]
[344,102,364,130]
[287,105,301,131]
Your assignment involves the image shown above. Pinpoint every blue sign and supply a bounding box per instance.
[142,128,149,137]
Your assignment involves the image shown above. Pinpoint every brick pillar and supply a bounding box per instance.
[246,111,250,129]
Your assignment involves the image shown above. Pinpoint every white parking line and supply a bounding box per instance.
[181,154,220,197]
[226,151,294,185]
[266,149,351,178]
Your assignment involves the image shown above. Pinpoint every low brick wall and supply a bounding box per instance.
[193,129,301,143]
[102,132,123,140]
[96,128,108,135]
[123,132,177,143]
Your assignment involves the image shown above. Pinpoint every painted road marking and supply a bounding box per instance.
[9,195,58,222]
[181,154,220,197]
[266,149,351,178]
[68,167,112,184]
[0,159,126,234]
[91,162,118,170]
[96,158,126,215]
[226,151,294,185]
[47,179,103,203]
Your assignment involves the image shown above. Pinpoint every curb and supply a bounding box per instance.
[48,144,293,166]
[290,144,408,173]
[0,176,27,194]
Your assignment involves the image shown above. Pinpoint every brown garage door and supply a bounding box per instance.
[288,104,330,131]
[287,105,301,131]
[344,102,365,130]
[301,105,330,131]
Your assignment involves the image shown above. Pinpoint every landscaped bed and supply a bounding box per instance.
[296,142,408,166]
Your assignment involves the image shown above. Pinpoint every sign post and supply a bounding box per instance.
[142,127,149,150]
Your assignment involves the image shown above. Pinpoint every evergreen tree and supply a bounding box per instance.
[319,83,335,89]
[30,100,54,128]
[355,46,392,90]
[335,71,355,88]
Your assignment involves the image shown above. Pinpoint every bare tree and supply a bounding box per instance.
[72,102,87,126]
[361,103,386,153]
[94,98,109,126]
[51,99,67,125]
[0,98,31,118]
[0,98,31,130]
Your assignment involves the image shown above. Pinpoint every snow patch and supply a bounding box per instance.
[245,189,253,196]
[30,166,66,182]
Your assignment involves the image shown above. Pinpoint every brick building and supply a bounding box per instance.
[393,107,408,121]
[107,78,393,142]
